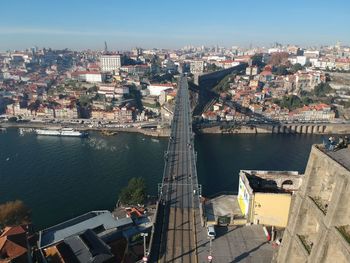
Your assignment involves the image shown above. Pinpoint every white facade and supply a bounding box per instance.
[115,86,129,95]
[190,60,204,74]
[100,55,121,72]
[147,84,174,96]
[98,84,115,98]
[85,73,102,83]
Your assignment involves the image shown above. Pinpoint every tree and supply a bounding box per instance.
[78,95,91,107]
[290,63,303,73]
[8,117,18,122]
[273,65,288,75]
[251,54,266,68]
[0,200,31,228]
[269,52,289,66]
[119,177,146,206]
[274,95,303,110]
[28,100,41,111]
[314,82,333,97]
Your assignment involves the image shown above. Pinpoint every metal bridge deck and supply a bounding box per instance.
[151,75,200,263]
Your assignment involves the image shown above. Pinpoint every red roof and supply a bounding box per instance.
[260,71,272,76]
[0,226,28,261]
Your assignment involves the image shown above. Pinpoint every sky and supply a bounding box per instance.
[0,0,349,51]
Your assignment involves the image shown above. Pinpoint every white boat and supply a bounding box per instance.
[35,128,88,137]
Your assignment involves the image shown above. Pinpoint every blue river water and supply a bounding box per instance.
[0,128,323,229]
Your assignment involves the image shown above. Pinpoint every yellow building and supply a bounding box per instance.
[238,170,303,228]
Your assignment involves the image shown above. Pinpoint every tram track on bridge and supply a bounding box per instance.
[152,76,198,263]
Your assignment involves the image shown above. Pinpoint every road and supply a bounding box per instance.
[151,75,200,262]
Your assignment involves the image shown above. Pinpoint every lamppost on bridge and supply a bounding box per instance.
[141,233,148,262]
[208,236,213,262]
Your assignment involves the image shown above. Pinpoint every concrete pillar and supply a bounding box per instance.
[297,126,302,134]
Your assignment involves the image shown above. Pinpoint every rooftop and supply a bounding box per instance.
[39,211,133,249]
[318,145,350,171]
[240,170,303,193]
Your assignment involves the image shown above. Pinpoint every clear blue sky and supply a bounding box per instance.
[0,0,349,51]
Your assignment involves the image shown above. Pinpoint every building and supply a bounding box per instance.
[238,170,303,228]
[0,225,31,263]
[190,60,204,74]
[98,84,116,99]
[100,55,121,72]
[275,145,350,263]
[147,83,174,96]
[71,71,103,83]
[291,104,335,122]
[42,229,114,263]
[218,60,241,69]
[246,66,259,76]
[38,211,135,262]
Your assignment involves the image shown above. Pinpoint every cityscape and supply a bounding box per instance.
[0,1,350,263]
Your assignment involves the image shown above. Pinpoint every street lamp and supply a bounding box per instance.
[208,236,213,262]
[140,233,148,261]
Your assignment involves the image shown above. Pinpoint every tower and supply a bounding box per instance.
[104,41,108,54]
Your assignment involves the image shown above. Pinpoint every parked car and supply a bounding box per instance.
[207,225,216,239]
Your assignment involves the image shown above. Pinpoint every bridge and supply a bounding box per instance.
[150,75,201,262]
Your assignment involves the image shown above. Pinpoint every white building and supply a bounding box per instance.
[85,72,103,82]
[288,56,308,66]
[115,86,129,95]
[98,84,116,98]
[71,71,103,83]
[190,60,204,74]
[100,55,121,72]
[147,84,174,96]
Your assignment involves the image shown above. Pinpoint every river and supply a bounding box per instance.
[0,128,323,229]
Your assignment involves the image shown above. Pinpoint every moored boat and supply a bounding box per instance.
[35,128,88,137]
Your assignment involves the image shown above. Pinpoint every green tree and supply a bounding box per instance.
[273,65,288,75]
[314,82,333,97]
[119,177,146,206]
[0,200,31,228]
[290,63,303,73]
[275,95,303,110]
[78,95,91,107]
[302,96,313,106]
[251,54,266,68]
[8,116,18,122]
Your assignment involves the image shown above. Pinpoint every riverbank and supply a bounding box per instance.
[0,122,171,137]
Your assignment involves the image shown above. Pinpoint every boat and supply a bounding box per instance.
[35,128,88,137]
[100,130,118,136]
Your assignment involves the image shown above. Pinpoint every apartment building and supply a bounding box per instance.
[100,54,121,72]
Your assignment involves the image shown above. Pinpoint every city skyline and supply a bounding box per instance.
[1,0,350,51]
